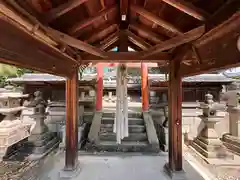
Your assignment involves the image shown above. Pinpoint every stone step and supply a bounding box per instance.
[102,117,144,125]
[97,141,151,152]
[100,124,146,133]
[103,112,142,119]
[99,132,147,142]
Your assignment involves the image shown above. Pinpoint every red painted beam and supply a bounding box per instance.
[141,63,149,111]
[96,63,103,111]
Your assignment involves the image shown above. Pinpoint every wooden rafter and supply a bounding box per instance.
[180,12,240,77]
[43,0,89,23]
[205,0,240,31]
[85,24,118,44]
[98,31,119,50]
[129,24,165,44]
[125,30,151,50]
[131,5,183,35]
[68,5,117,35]
[142,25,205,58]
[0,14,74,77]
[46,28,108,58]
[161,0,209,21]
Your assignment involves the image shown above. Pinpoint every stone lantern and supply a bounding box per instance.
[26,91,59,160]
[0,86,29,160]
[192,93,230,158]
[221,82,240,154]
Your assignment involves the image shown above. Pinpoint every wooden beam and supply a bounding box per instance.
[65,68,79,170]
[125,30,151,50]
[161,0,209,21]
[0,13,75,77]
[85,24,118,44]
[68,5,117,35]
[46,28,108,58]
[43,0,88,23]
[142,25,205,58]
[131,5,183,35]
[3,1,80,62]
[120,0,129,18]
[81,51,170,63]
[118,31,128,52]
[98,62,159,67]
[180,12,240,77]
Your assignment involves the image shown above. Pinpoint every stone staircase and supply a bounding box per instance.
[95,112,159,152]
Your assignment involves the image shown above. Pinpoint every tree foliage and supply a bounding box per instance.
[0,63,33,87]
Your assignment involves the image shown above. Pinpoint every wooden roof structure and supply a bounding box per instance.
[0,0,239,77]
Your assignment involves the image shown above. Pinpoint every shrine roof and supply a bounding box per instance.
[0,1,239,77]
[7,73,236,84]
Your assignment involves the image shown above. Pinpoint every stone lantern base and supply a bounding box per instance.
[25,131,60,160]
[192,116,232,159]
[0,120,30,160]
[192,136,231,158]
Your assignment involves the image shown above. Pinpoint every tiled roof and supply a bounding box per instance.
[7,73,235,84]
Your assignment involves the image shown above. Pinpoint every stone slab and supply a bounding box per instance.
[38,154,205,180]
[143,112,160,152]
[88,112,103,144]
[189,146,240,166]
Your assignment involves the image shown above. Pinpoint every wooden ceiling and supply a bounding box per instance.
[0,0,239,77]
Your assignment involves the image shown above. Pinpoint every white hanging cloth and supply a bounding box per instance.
[113,64,129,144]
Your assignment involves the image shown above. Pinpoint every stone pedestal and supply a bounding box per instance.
[160,105,169,152]
[222,87,240,155]
[0,86,30,160]
[192,93,230,159]
[26,91,59,160]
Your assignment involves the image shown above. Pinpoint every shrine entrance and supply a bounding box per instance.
[0,0,239,179]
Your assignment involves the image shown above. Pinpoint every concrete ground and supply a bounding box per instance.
[39,151,206,180]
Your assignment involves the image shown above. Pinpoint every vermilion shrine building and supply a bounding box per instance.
[0,0,240,177]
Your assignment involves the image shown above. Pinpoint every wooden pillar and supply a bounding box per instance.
[141,63,149,111]
[65,68,79,171]
[167,59,183,172]
[96,63,103,111]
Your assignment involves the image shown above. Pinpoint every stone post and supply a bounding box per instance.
[27,91,59,160]
[108,91,112,102]
[80,91,85,100]
[192,93,230,159]
[222,83,240,154]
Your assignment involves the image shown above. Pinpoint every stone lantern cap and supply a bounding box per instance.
[200,93,225,117]
[0,85,28,99]
[0,86,28,113]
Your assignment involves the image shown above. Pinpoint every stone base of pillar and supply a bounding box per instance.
[222,134,240,156]
[59,161,81,179]
[192,136,232,159]
[26,131,60,160]
[164,163,186,180]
